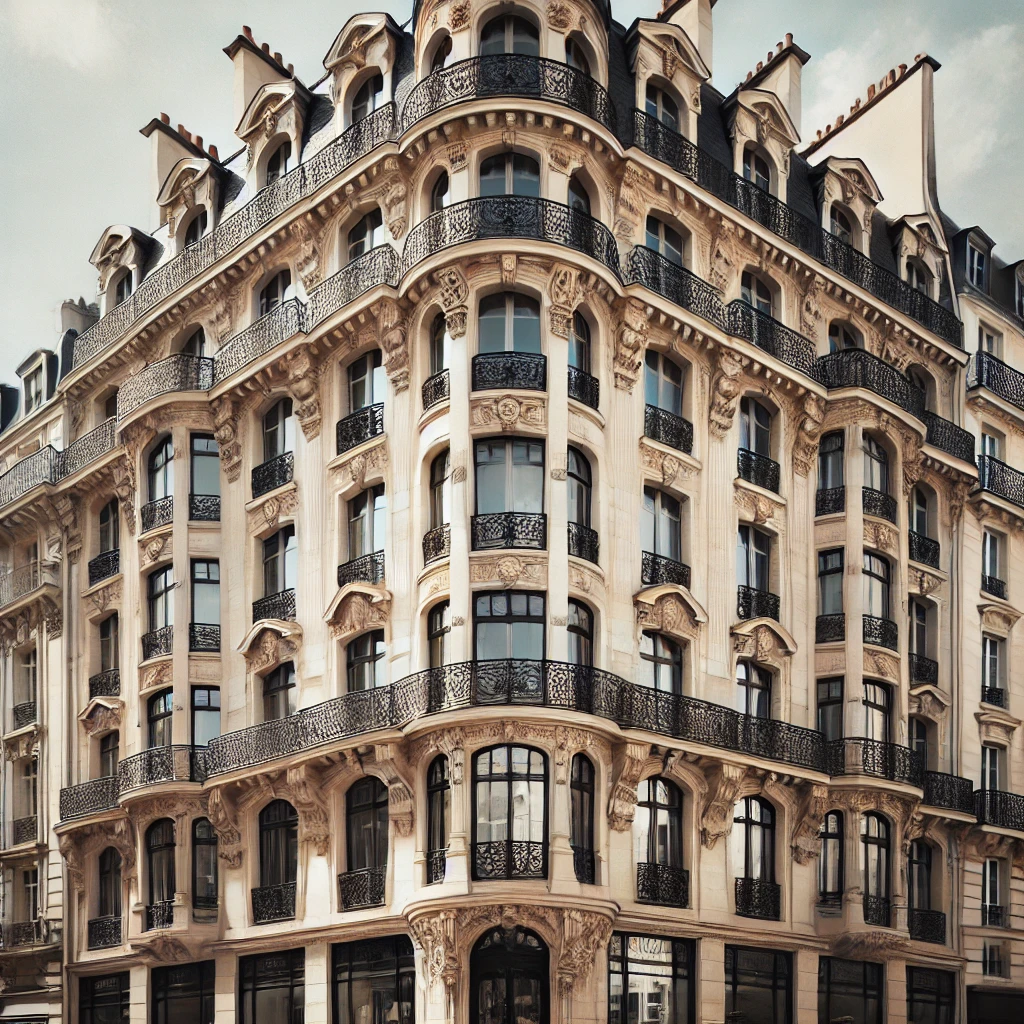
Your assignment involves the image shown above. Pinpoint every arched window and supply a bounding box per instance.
[479,151,540,197]
[181,326,207,357]
[184,210,208,248]
[733,796,775,882]
[862,681,890,743]
[265,140,291,185]
[259,269,291,317]
[114,271,133,306]
[818,811,843,905]
[735,661,771,719]
[861,813,890,925]
[742,148,771,192]
[645,215,684,266]
[828,322,860,351]
[470,927,548,1024]
[830,206,854,245]
[641,486,681,562]
[263,662,297,721]
[568,311,591,374]
[430,171,450,213]
[634,776,683,869]
[739,397,771,457]
[741,271,773,315]
[908,366,932,412]
[906,259,931,295]
[259,800,298,887]
[147,689,173,748]
[645,350,684,415]
[473,745,547,879]
[428,450,451,537]
[346,777,389,876]
[862,553,891,623]
[567,599,593,666]
[146,819,176,915]
[192,818,218,911]
[99,731,119,778]
[148,436,174,501]
[98,847,122,919]
[427,755,450,883]
[348,349,385,412]
[911,486,930,538]
[478,292,541,353]
[346,630,386,691]
[262,525,297,598]
[428,602,450,668]
[430,35,453,73]
[429,314,450,378]
[644,82,678,130]
[565,37,591,76]
[347,209,385,262]
[351,74,384,123]
[262,398,294,462]
[568,175,591,216]
[99,499,119,554]
[862,435,889,494]
[567,446,592,529]
[638,631,682,693]
[479,14,539,56]
[570,753,596,883]
[908,839,932,912]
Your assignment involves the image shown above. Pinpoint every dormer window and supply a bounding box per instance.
[906,259,931,296]
[352,74,384,123]
[968,242,986,288]
[266,141,291,186]
[565,38,591,76]
[743,149,771,192]
[259,270,291,317]
[181,327,207,357]
[184,210,208,248]
[830,207,853,246]
[24,367,43,414]
[114,271,133,306]
[644,83,678,131]
[479,14,539,57]
[1016,274,1024,319]
[347,210,385,262]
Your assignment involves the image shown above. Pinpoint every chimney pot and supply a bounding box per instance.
[160,112,170,124]
[776,41,783,53]
[826,124,832,134]
[767,50,773,62]
[178,123,186,136]
[745,70,752,81]
[195,135,203,149]
[261,42,270,53]
[756,61,763,72]
[785,32,793,46]
[836,114,844,126]
[816,130,822,140]
[898,63,907,75]
[915,51,926,62]
[287,62,294,73]
[274,51,282,64]
[867,84,876,100]
[209,144,219,159]
[243,25,253,41]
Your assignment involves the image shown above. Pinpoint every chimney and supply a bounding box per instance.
[139,117,200,206]
[223,27,291,130]
[745,33,809,131]
[662,0,713,77]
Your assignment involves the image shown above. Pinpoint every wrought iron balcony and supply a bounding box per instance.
[976,790,1024,831]
[827,738,924,786]
[423,524,451,565]
[402,196,620,277]
[573,845,595,885]
[862,487,898,523]
[0,562,59,610]
[816,349,925,417]
[116,354,213,421]
[0,446,59,509]
[337,551,385,588]
[214,297,306,382]
[909,653,938,685]
[89,668,120,699]
[815,614,845,644]
[907,908,945,943]
[401,54,618,133]
[734,877,780,920]
[88,548,120,586]
[737,585,780,622]
[0,919,52,949]
[977,454,1024,510]
[636,862,688,907]
[567,366,599,409]
[188,624,221,653]
[922,411,975,464]
[923,771,975,814]
[337,403,385,455]
[140,496,173,533]
[189,494,220,522]
[737,448,781,492]
[641,550,690,589]
[863,895,891,927]
[252,451,294,498]
[473,840,545,880]
[10,815,36,846]
[471,512,546,550]
[87,916,122,949]
[426,849,447,885]
[12,701,37,730]
[59,775,119,821]
[982,903,1007,927]
[422,369,450,410]
[625,246,729,331]
[145,901,175,931]
[728,302,817,377]
[815,486,846,517]
[982,685,1007,708]
[141,624,173,660]
[253,588,297,623]
[338,867,386,910]
[982,574,1007,600]
[568,522,599,564]
[644,404,693,455]
[908,530,940,568]
[306,246,401,331]
[471,351,547,392]
[863,615,898,651]
[117,745,206,795]
[252,881,296,923]
[969,350,1024,411]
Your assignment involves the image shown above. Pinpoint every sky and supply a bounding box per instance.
[0,0,1021,384]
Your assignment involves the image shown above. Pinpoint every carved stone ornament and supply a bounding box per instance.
[284,346,323,440]
[862,519,898,557]
[3,729,40,762]
[909,566,944,597]
[206,787,244,868]
[979,602,1021,636]
[86,577,122,616]
[329,590,392,641]
[247,486,299,536]
[447,142,467,171]
[792,393,826,476]
[863,648,900,683]
[81,700,122,737]
[246,627,301,676]
[448,0,471,30]
[568,562,604,596]
[548,263,582,340]
[290,217,324,289]
[110,454,137,535]
[140,660,173,693]
[791,784,830,864]
[701,764,749,848]
[830,931,906,962]
[709,347,744,437]
[212,397,242,482]
[373,743,415,837]
[378,297,409,391]
[608,742,652,831]
[546,0,573,29]
[614,299,648,391]
[635,592,700,642]
[470,555,546,587]
[735,486,782,525]
[409,910,460,993]
[471,394,546,431]
[139,532,171,570]
[638,440,696,488]
[285,763,331,855]
[132,935,199,965]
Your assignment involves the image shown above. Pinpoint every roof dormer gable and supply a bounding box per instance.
[726,88,801,150]
[324,13,401,78]
[629,21,711,84]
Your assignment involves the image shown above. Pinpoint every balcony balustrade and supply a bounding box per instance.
[337,403,385,456]
[636,862,688,907]
[12,701,37,730]
[975,789,1024,831]
[89,668,121,699]
[423,524,451,565]
[909,653,938,685]
[568,522,599,564]
[10,815,36,846]
[827,738,924,786]
[728,302,817,377]
[87,916,122,949]
[338,867,386,910]
[471,351,547,392]
[815,614,845,644]
[969,350,1024,411]
[252,451,295,499]
[982,904,1006,927]
[117,745,206,795]
[737,448,781,492]
[981,686,1006,708]
[306,246,401,330]
[473,840,546,880]
[734,877,781,920]
[908,908,946,944]
[862,487,898,523]
[116,354,213,421]
[189,494,221,522]
[471,512,547,551]
[0,919,51,949]
[815,349,925,417]
[0,562,58,610]
[815,486,846,517]
[567,366,599,409]
[644,404,694,455]
[922,411,975,463]
[214,297,306,382]
[736,585,780,622]
[625,245,730,332]
[88,548,120,586]
[188,623,221,653]
[976,454,1024,510]
[922,771,975,814]
[252,882,296,923]
[337,551,385,588]
[253,588,297,623]
[863,895,891,927]
[140,496,173,533]
[426,849,447,884]
[908,531,940,568]
[863,615,898,651]
[422,369,450,410]
[141,625,173,660]
[59,776,119,821]
[573,846,595,885]
[641,550,690,589]
[145,901,175,931]
[982,574,1007,600]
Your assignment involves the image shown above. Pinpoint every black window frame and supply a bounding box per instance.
[99,613,120,673]
[147,565,174,632]
[609,933,695,1024]
[80,972,131,1024]
[734,796,775,882]
[192,818,219,912]
[190,559,220,628]
[725,945,791,1024]
[567,598,593,667]
[817,548,844,616]
[262,662,297,722]
[98,846,122,919]
[259,269,291,317]
[189,433,220,499]
[816,677,843,742]
[190,686,221,747]
[148,435,174,502]
[259,799,298,888]
[428,601,450,668]
[345,630,386,692]
[906,967,955,1024]
[861,812,890,900]
[332,936,414,1024]
[152,960,215,1024]
[570,752,595,881]
[146,818,176,907]
[239,948,305,1024]
[345,776,389,872]
[818,957,883,1024]
[99,498,119,554]
[818,810,843,905]
[262,397,294,462]
[147,689,173,749]
[634,776,683,867]
[426,755,450,882]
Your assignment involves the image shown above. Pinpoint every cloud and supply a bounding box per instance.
[1,0,115,70]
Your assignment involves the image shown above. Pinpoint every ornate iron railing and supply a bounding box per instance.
[728,302,817,377]
[59,417,119,478]
[644,404,693,454]
[88,548,120,586]
[737,585,780,622]
[89,668,121,699]
[641,550,690,589]
[472,351,547,392]
[737,448,781,492]
[568,522,599,564]
[473,840,545,880]
[982,685,1007,708]
[140,496,173,533]
[977,454,1024,509]
[12,701,37,730]
[976,790,1024,831]
[863,895,891,927]
[815,349,924,417]
[59,775,119,821]
[815,486,846,517]
[401,55,617,133]
[402,196,620,276]
[423,524,451,565]
[422,369,450,410]
[337,403,385,455]
[625,246,729,331]
[862,615,898,651]
[982,574,1007,600]
[116,354,213,421]
[87,916,122,949]
[636,862,688,907]
[922,411,975,464]
[0,562,59,609]
[471,512,547,550]
[253,589,297,623]
[827,738,924,786]
[11,815,36,846]
[338,551,385,588]
[567,366,599,409]
[969,350,1024,411]
[145,901,175,931]
[427,849,447,885]
[189,494,221,522]
[0,445,59,508]
[909,653,938,685]
[339,867,386,909]
[573,845,596,885]
[141,624,173,660]
[189,623,221,653]
[0,919,51,948]
[862,487,898,523]
[252,882,296,923]
[308,245,400,327]
[118,745,206,794]
[734,877,780,920]
[908,530,940,568]
[213,297,305,382]
[815,614,845,644]
[252,451,294,498]
[923,771,975,814]
[982,903,1006,927]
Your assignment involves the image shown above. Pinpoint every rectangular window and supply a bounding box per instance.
[474,590,545,661]
[982,634,1003,690]
[983,941,1005,977]
[725,946,791,1024]
[263,527,297,596]
[909,599,928,656]
[152,960,216,1024]
[190,434,221,498]
[474,438,544,514]
[239,949,304,1024]
[818,957,883,1024]
[333,936,415,1024]
[981,744,1001,791]
[978,323,1000,354]
[982,857,1001,922]
[348,485,386,559]
[737,525,771,591]
[969,244,987,288]
[906,967,955,1024]
[24,367,43,413]
[817,678,843,742]
[20,757,38,818]
[80,972,131,1024]
[148,566,174,631]
[983,531,1001,580]
[18,648,37,705]
[19,866,39,920]
[817,431,844,491]
[609,933,695,1024]
[817,549,843,615]
[981,431,1001,458]
[191,560,220,625]
[100,614,120,673]
[191,687,221,747]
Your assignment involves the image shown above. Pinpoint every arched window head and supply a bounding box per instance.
[427,755,450,882]
[430,35,452,73]
[259,269,292,317]
[818,811,843,905]
[428,601,450,668]
[147,689,173,749]
[567,446,592,529]
[347,208,385,262]
[148,436,174,501]
[830,206,854,245]
[565,37,591,76]
[181,326,206,358]
[430,171,450,214]
[114,271,133,306]
[429,448,450,531]
[429,313,450,377]
[645,82,678,131]
[568,175,591,216]
[741,271,773,315]
[479,14,539,56]
[570,754,595,883]
[645,215,684,267]
[184,210,208,248]
[566,598,593,666]
[568,311,591,373]
[470,927,549,1024]
[259,799,298,888]
[906,259,932,296]
[743,148,771,192]
[263,661,297,722]
[351,73,384,123]
[828,322,860,352]
[862,679,891,741]
[639,630,682,693]
[346,776,389,872]
[479,151,540,198]
[265,140,292,185]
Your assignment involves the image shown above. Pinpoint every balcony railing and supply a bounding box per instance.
[89,668,121,699]
[0,562,59,610]
[0,919,52,949]
[307,245,401,329]
[88,548,120,587]
[863,615,898,650]
[975,790,1024,831]
[568,522,599,564]
[116,354,213,421]
[737,448,780,492]
[976,454,1024,510]
[734,877,780,920]
[337,551,385,588]
[471,352,547,392]
[59,775,119,821]
[982,574,1007,600]
[909,653,938,685]
[87,916,122,949]
[423,524,451,565]
[189,494,220,522]
[908,908,946,944]
[636,862,688,908]
[815,486,845,517]
[573,845,595,885]
[969,350,1024,411]
[815,614,845,644]
[422,369,450,410]
[641,551,690,589]
[471,512,546,550]
[402,196,620,277]
[567,366,599,409]
[252,451,294,499]
[253,588,297,623]
[473,840,545,880]
[214,297,306,382]
[140,496,173,533]
[862,487,898,523]
[337,403,385,456]
[338,866,386,910]
[982,903,1006,927]
[863,895,891,927]
[644,404,693,454]
[816,349,924,417]
[10,815,37,845]
[118,745,206,795]
[252,881,296,923]
[922,771,975,814]
[908,531,940,568]
[729,302,817,377]
[827,738,924,786]
[737,585,780,622]
[625,246,729,332]
[188,623,221,653]
[427,849,447,884]
[922,411,975,464]
[12,701,37,730]
[141,625,173,660]
[982,686,1007,708]
[145,901,175,931]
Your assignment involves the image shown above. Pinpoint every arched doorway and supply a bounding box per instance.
[470,926,549,1024]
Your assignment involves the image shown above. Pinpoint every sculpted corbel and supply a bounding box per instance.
[207,787,244,868]
[607,741,651,830]
[557,909,613,995]
[111,453,137,535]
[700,763,749,848]
[211,397,242,482]
[547,263,582,340]
[790,783,830,864]
[283,346,323,440]
[614,299,648,392]
[373,743,415,837]
[51,493,82,564]
[291,217,325,290]
[409,910,460,995]
[379,297,409,392]
[709,347,744,437]
[285,764,331,855]
[791,393,826,476]
[435,265,468,340]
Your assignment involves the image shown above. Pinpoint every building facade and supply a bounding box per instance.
[1,1,1023,1021]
